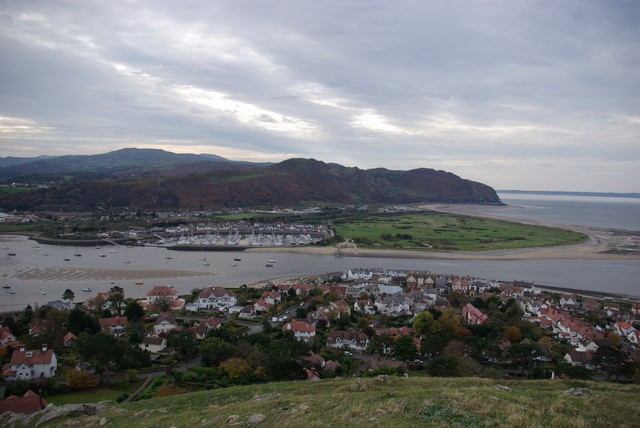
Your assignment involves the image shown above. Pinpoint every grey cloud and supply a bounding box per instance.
[0,0,638,191]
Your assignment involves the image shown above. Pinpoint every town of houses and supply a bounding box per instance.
[1,266,639,413]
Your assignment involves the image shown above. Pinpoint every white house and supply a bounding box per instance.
[283,320,316,342]
[143,286,184,311]
[194,287,237,310]
[153,313,178,335]
[2,345,57,381]
[326,330,370,352]
[239,305,257,319]
[139,336,167,354]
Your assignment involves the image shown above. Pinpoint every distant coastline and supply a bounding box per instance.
[498,190,640,199]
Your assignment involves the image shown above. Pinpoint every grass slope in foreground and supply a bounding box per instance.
[52,377,639,428]
[331,212,587,251]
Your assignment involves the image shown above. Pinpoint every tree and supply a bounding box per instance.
[266,359,306,381]
[220,358,251,378]
[166,330,197,359]
[75,332,121,384]
[62,289,75,302]
[22,305,34,324]
[65,369,98,389]
[92,296,106,315]
[67,307,100,335]
[593,346,628,381]
[156,297,173,313]
[110,285,124,294]
[124,301,145,322]
[413,311,434,335]
[504,326,522,342]
[107,293,125,316]
[200,337,235,367]
[394,335,417,361]
[430,310,460,337]
[607,332,623,347]
[126,322,146,344]
[426,355,460,377]
[447,291,467,308]
[370,335,394,356]
[509,343,541,375]
[296,307,308,319]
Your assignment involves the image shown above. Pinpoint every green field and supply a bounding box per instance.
[39,377,640,428]
[331,212,587,251]
[0,224,38,233]
[45,381,143,406]
[0,187,39,193]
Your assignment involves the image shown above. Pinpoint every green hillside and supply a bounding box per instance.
[31,377,640,428]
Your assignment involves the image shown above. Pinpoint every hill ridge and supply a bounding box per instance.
[0,157,501,210]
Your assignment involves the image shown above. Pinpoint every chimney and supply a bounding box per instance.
[41,344,48,352]
[19,346,25,352]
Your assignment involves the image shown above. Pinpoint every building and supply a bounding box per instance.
[153,313,177,335]
[143,286,184,311]
[0,326,22,349]
[283,320,316,341]
[0,391,48,414]
[326,330,370,352]
[98,316,128,337]
[194,316,221,339]
[193,287,237,310]
[2,345,57,381]
[462,303,489,325]
[139,336,167,354]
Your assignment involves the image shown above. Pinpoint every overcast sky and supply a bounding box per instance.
[1,1,638,192]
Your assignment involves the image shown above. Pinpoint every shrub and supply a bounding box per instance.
[155,383,187,397]
[116,393,129,403]
[65,369,98,390]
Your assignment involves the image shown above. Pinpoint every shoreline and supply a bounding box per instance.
[6,203,638,261]
[244,204,640,261]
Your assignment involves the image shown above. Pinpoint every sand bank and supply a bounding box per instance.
[6,266,215,282]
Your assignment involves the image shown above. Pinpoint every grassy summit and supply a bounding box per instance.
[51,377,639,428]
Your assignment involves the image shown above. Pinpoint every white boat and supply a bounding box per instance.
[110,249,118,253]
[40,291,46,295]
[203,262,210,266]
[82,287,92,292]
[123,260,131,264]
[42,252,49,256]
[267,258,277,263]
[9,290,16,294]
